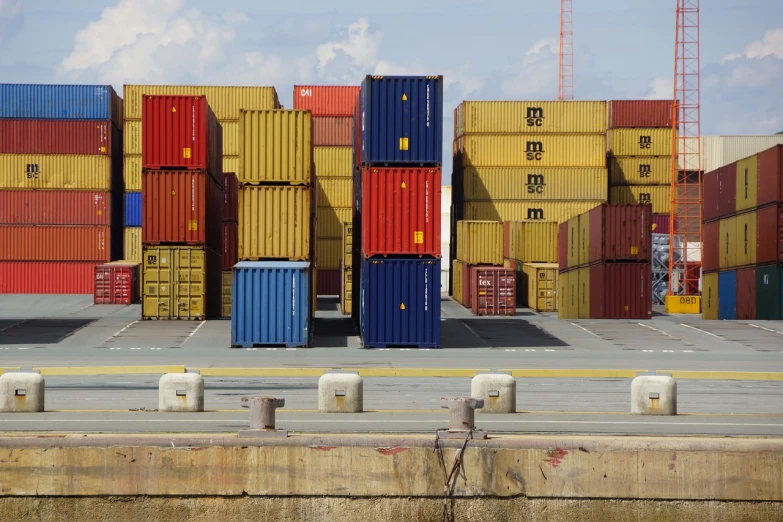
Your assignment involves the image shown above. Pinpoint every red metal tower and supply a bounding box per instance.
[558,0,574,101]
[667,0,702,312]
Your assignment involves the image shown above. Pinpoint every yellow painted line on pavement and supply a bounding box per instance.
[659,370,783,381]
[34,366,186,376]
[196,368,330,377]
[0,367,21,375]
[503,369,644,379]
[348,368,490,377]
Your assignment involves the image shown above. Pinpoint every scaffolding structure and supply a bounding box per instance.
[558,0,574,101]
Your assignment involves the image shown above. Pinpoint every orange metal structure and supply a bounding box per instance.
[558,0,574,101]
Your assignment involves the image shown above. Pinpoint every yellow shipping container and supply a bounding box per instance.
[314,147,353,177]
[239,110,312,185]
[505,221,558,263]
[455,101,607,135]
[521,263,558,312]
[238,185,312,261]
[566,217,579,268]
[123,154,141,191]
[124,120,239,157]
[0,154,113,190]
[736,211,757,267]
[609,185,670,214]
[123,227,142,263]
[458,167,607,200]
[457,221,504,266]
[317,177,353,208]
[607,128,674,157]
[341,264,352,316]
[452,260,464,304]
[577,266,590,319]
[719,216,738,269]
[222,270,232,318]
[342,222,353,263]
[123,85,280,121]
[224,156,239,176]
[317,207,352,238]
[736,155,758,212]
[557,270,570,319]
[317,239,342,269]
[142,246,218,320]
[578,213,590,266]
[609,156,672,185]
[455,134,606,168]
[702,272,719,320]
[463,201,602,224]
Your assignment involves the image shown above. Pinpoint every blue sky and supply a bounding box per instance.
[1,0,782,180]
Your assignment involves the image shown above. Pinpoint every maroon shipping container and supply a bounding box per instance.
[558,221,568,271]
[361,167,441,257]
[313,116,353,146]
[0,190,111,225]
[293,86,360,116]
[94,263,139,305]
[588,204,652,263]
[702,220,719,273]
[0,226,112,261]
[470,266,516,316]
[142,95,222,176]
[736,267,757,320]
[651,213,671,235]
[0,120,115,155]
[354,91,362,170]
[589,262,652,319]
[702,170,720,222]
[222,221,238,270]
[316,269,340,296]
[223,172,238,222]
[142,170,222,250]
[0,262,101,294]
[756,204,783,264]
[757,144,783,207]
[457,260,472,309]
[718,165,737,219]
[608,100,674,128]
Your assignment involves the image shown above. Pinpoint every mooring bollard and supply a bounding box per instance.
[0,372,45,413]
[471,374,516,414]
[239,396,287,437]
[631,375,677,415]
[438,397,487,439]
[318,373,363,413]
[158,373,204,412]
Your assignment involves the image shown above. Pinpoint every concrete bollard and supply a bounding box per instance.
[0,372,45,413]
[318,373,363,413]
[631,375,677,415]
[158,373,204,412]
[438,397,487,439]
[239,396,287,438]
[471,374,516,414]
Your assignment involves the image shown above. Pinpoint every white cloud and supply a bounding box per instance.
[0,0,22,47]
[644,77,672,100]
[444,63,485,100]
[721,28,783,63]
[316,18,381,73]
[500,39,558,98]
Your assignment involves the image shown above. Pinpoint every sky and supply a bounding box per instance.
[1,0,782,181]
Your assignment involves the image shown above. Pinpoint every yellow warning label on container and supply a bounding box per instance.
[171,190,176,196]
[399,138,409,151]
[188,220,198,231]
[414,231,424,244]
[172,107,177,113]
[99,146,106,153]
[183,148,191,159]
[401,181,407,189]
[402,94,408,101]
[630,246,639,255]
[400,303,406,310]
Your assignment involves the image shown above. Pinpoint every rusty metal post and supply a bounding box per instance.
[239,396,288,438]
[438,397,487,439]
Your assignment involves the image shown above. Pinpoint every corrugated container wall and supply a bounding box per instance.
[292,85,360,116]
[700,136,783,173]
[223,172,238,222]
[457,221,503,266]
[454,101,607,135]
[463,201,602,224]
[317,269,340,296]
[652,214,670,234]
[0,84,122,126]
[127,119,237,156]
[222,271,232,318]
[703,170,719,222]
[736,211,757,267]
[589,262,652,319]
[222,222,238,270]
[756,265,781,320]
[0,120,116,155]
[313,117,354,146]
[607,129,673,157]
[0,155,115,190]
[609,157,671,185]
[456,167,607,200]
[702,221,719,272]
[359,76,443,165]
[313,146,352,177]
[124,227,142,263]
[588,204,652,263]
[455,134,606,168]
[124,192,141,227]
[452,260,464,305]
[124,155,142,191]
[609,186,670,214]
[239,110,312,184]
[719,217,738,269]
[608,100,674,128]
[317,178,353,208]
[718,270,737,320]
[470,266,516,316]
[756,205,783,264]
[735,155,758,212]
[718,166,737,218]
[0,226,113,261]
[124,85,280,121]
[94,264,139,305]
[316,239,342,269]
[504,221,558,263]
[0,262,100,294]
[557,222,568,270]
[702,272,719,320]
[736,267,757,320]
[238,185,312,261]
[521,263,558,312]
[0,190,111,225]
[757,145,783,206]
[317,207,352,238]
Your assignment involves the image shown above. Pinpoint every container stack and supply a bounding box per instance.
[702,145,783,320]
[231,109,315,347]
[221,172,239,318]
[502,220,560,312]
[293,86,359,298]
[558,204,653,319]
[340,222,353,316]
[353,76,443,348]
[140,95,224,320]
[0,84,123,294]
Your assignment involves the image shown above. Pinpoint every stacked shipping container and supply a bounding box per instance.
[221,172,239,317]
[502,220,560,311]
[0,84,123,294]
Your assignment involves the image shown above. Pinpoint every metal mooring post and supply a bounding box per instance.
[239,396,288,438]
[438,397,487,439]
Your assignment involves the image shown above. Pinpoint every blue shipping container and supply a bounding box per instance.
[718,270,737,320]
[360,258,440,348]
[124,192,141,227]
[359,76,443,166]
[0,84,121,125]
[231,261,312,347]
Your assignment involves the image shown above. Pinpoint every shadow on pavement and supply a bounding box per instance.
[0,318,95,345]
[442,318,570,349]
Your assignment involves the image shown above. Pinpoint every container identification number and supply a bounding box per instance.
[679,297,698,305]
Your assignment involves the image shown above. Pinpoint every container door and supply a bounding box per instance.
[702,273,719,320]
[578,267,590,319]
[718,271,737,320]
[755,266,780,320]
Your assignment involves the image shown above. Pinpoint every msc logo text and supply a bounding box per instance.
[26,164,40,179]
[525,174,546,194]
[525,141,545,161]
[525,107,544,127]
[638,164,651,178]
[639,136,652,150]
[527,208,545,220]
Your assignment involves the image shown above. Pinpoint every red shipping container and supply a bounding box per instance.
[589,262,652,319]
[718,165,737,218]
[756,204,783,264]
[94,263,139,305]
[222,221,238,270]
[558,221,568,271]
[223,172,238,222]
[0,190,111,225]
[470,266,516,316]
[702,169,720,222]
[736,266,757,320]
[757,144,783,207]
[142,170,221,250]
[608,100,674,128]
[313,116,353,146]
[0,261,101,294]
[702,220,719,273]
[0,226,111,261]
[354,91,362,169]
[293,86,360,116]
[0,120,115,155]
[142,95,222,176]
[651,213,670,235]
[316,269,340,296]
[361,167,441,257]
[588,204,652,263]
[456,260,472,308]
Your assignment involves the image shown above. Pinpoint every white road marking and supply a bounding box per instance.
[683,350,694,353]
[18,347,28,350]
[749,324,783,335]
[680,323,722,338]
[524,349,536,352]
[181,320,206,345]
[642,349,654,353]
[545,349,555,352]
[0,320,26,333]
[662,350,674,353]
[638,323,679,340]
[286,348,296,351]
[505,349,516,352]
[570,322,601,338]
[108,320,138,339]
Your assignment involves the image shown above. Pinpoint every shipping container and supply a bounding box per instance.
[578,212,591,266]
[238,109,312,185]
[719,217,738,269]
[317,207,352,238]
[0,190,111,226]
[454,134,606,168]
[124,192,141,227]
[735,211,757,267]
[455,166,608,200]
[0,154,115,190]
[313,117,354,146]
[702,221,719,272]
[359,75,443,165]
[718,165,737,218]
[239,185,312,261]
[757,204,783,264]
[455,101,607,136]
[360,258,440,348]
[293,85,360,116]
[223,172,238,222]
[0,84,122,125]
[0,261,101,294]
[456,221,503,266]
[718,270,737,320]
[735,155,758,212]
[557,221,568,271]
[609,156,671,185]
[341,263,353,315]
[142,245,221,320]
[0,225,113,261]
[557,269,571,319]
[314,146,352,177]
[94,263,139,305]
[703,169,719,222]
[224,156,239,179]
[222,270,232,318]
[316,239,341,269]
[317,177,353,208]
[521,263,558,312]
[470,266,516,316]
[0,119,117,156]
[700,135,783,173]
[702,272,719,320]
[566,217,579,268]
[587,204,652,263]
[652,213,670,234]
[124,154,141,191]
[452,260,464,305]
[756,264,781,320]
[757,145,783,207]
[142,96,222,176]
[125,119,237,157]
[316,269,340,296]
[124,227,142,263]
[577,266,590,319]
[222,221,237,270]
[736,267,757,320]
[607,128,673,157]
[343,220,353,261]
[608,100,674,128]
[361,167,441,257]
[124,85,280,121]
[589,262,652,319]
[504,221,558,263]
[231,261,311,347]
[142,170,222,250]
[609,185,670,214]
[463,201,602,224]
